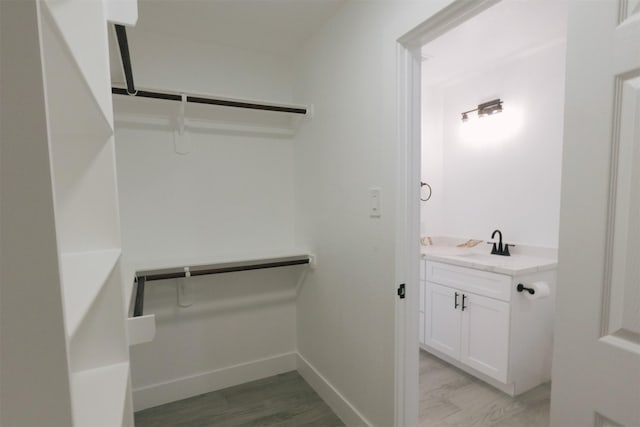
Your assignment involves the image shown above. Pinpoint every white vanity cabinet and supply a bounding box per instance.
[421,258,555,396]
[425,282,510,382]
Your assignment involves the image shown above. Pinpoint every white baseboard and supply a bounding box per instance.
[296,352,372,427]
[132,352,297,411]
[133,351,372,426]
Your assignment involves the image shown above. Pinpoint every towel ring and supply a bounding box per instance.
[421,182,432,202]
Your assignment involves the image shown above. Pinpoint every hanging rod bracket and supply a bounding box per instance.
[178,93,186,134]
[114,24,137,95]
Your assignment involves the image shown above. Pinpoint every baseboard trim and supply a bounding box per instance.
[296,352,372,427]
[132,352,297,411]
[133,351,373,426]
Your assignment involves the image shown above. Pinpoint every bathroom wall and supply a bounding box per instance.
[421,85,446,237]
[421,40,566,248]
[113,29,300,409]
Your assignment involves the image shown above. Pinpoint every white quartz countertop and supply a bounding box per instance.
[421,246,557,276]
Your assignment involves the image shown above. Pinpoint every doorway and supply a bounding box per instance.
[396,1,568,425]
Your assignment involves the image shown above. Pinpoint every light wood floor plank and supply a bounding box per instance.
[419,350,550,427]
[134,371,344,427]
[135,351,548,426]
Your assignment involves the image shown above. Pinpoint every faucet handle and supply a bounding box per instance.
[487,241,515,256]
[503,243,516,256]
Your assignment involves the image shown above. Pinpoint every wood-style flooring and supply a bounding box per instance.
[419,350,551,427]
[134,371,345,427]
[135,352,548,427]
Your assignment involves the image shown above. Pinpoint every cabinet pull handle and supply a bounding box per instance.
[461,294,467,311]
[454,292,459,309]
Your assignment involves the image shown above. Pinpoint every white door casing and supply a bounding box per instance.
[550,1,640,426]
[395,1,502,424]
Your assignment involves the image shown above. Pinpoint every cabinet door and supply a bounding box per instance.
[424,282,461,359]
[460,292,510,382]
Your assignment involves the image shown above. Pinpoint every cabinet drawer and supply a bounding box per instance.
[426,261,511,301]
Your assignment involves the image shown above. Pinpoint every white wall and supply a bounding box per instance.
[421,41,566,248]
[113,29,295,103]
[421,85,445,236]
[291,1,453,425]
[115,123,296,263]
[113,29,301,409]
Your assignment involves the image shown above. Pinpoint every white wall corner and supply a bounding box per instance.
[296,353,372,427]
[132,352,297,411]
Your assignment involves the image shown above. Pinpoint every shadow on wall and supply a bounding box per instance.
[141,266,306,323]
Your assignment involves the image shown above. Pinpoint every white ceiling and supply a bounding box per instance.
[422,0,569,87]
[133,0,345,56]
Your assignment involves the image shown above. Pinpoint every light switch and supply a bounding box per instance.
[370,187,381,218]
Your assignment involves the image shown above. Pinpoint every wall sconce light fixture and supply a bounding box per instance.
[461,98,503,122]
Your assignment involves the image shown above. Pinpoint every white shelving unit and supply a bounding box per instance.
[71,362,131,427]
[15,0,136,424]
[61,249,121,337]
[1,0,137,423]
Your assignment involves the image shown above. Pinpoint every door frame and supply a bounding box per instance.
[394,1,500,425]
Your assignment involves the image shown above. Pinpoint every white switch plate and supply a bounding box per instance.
[370,187,381,218]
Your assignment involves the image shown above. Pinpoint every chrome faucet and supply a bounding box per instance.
[490,229,511,256]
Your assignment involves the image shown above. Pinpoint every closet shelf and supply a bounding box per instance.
[71,362,129,427]
[113,91,308,137]
[128,249,313,317]
[61,249,121,337]
[112,87,308,115]
[41,0,114,132]
[114,113,297,137]
[135,249,312,276]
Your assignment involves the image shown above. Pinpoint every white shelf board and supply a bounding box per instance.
[61,249,121,337]
[115,113,296,137]
[40,1,113,143]
[127,315,156,346]
[113,95,305,137]
[41,0,113,126]
[122,262,137,315]
[134,248,312,276]
[71,362,129,427]
[105,0,138,26]
[114,85,308,116]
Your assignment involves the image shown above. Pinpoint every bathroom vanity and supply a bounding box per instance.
[419,247,556,396]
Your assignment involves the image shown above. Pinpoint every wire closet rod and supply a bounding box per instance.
[112,24,307,115]
[111,87,308,115]
[133,257,310,317]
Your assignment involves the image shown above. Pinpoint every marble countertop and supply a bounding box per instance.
[421,246,557,276]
